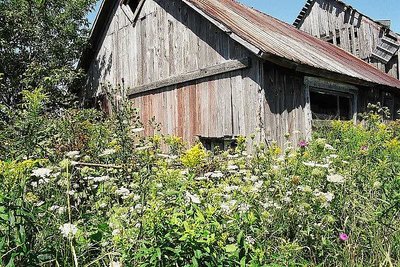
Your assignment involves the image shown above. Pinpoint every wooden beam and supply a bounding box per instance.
[127,58,250,96]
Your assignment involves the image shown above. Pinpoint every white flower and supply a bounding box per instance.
[38,178,50,185]
[282,196,292,203]
[132,127,145,133]
[303,161,329,168]
[93,176,110,182]
[324,144,336,151]
[136,146,152,151]
[238,203,251,213]
[112,229,121,236]
[211,171,224,178]
[220,203,231,213]
[116,187,130,196]
[49,205,60,211]
[99,148,116,157]
[227,165,239,170]
[245,236,256,245]
[99,203,107,209]
[35,201,45,207]
[185,191,201,204]
[110,261,121,267]
[272,165,280,171]
[66,151,80,159]
[59,223,78,238]
[31,181,38,188]
[252,180,263,192]
[314,191,334,203]
[132,195,141,201]
[327,174,345,184]
[224,185,239,192]
[31,168,52,178]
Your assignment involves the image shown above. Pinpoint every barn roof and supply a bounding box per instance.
[81,0,400,89]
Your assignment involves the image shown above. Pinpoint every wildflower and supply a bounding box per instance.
[31,168,52,178]
[99,203,107,209]
[224,185,239,192]
[298,140,308,148]
[252,180,264,192]
[49,205,60,211]
[116,187,130,196]
[99,148,116,157]
[136,145,152,151]
[110,261,122,267]
[132,127,145,133]
[238,203,251,213]
[373,181,382,189]
[271,165,280,171]
[93,176,110,182]
[360,145,369,152]
[59,223,78,238]
[324,144,336,151]
[339,233,349,241]
[66,151,80,159]
[327,174,345,184]
[227,165,239,171]
[315,191,334,203]
[211,171,224,178]
[112,229,121,236]
[245,236,256,245]
[303,161,329,168]
[185,191,201,204]
[38,178,50,185]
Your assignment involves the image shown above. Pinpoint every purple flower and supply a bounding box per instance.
[299,140,308,148]
[339,233,349,241]
[360,145,368,152]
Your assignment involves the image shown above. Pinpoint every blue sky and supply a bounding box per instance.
[88,1,400,33]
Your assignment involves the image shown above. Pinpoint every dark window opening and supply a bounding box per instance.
[199,137,237,153]
[336,36,341,46]
[123,0,140,12]
[310,91,352,120]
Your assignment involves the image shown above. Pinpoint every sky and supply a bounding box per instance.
[88,0,400,33]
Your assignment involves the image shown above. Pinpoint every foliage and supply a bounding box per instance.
[0,0,97,108]
[0,91,399,266]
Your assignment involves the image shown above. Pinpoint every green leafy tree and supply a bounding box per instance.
[0,0,97,108]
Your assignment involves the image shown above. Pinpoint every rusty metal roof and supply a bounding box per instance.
[185,0,400,89]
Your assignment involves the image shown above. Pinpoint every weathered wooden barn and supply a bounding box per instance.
[80,0,400,149]
[294,0,400,80]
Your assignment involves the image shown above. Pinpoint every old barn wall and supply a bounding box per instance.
[86,0,270,146]
[297,0,399,79]
[263,62,307,147]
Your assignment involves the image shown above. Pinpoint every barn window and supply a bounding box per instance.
[199,137,237,153]
[310,90,352,120]
[123,0,140,12]
[305,77,358,125]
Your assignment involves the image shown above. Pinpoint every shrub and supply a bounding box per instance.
[0,91,399,266]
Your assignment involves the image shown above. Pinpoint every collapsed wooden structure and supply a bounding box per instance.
[80,0,400,149]
[294,0,400,80]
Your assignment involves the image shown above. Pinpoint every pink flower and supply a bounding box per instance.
[360,145,368,152]
[339,233,349,241]
[299,140,308,148]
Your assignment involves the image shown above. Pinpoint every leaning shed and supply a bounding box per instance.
[294,0,400,80]
[80,0,400,149]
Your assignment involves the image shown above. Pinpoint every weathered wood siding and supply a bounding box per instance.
[297,0,399,79]
[263,63,308,148]
[86,0,277,147]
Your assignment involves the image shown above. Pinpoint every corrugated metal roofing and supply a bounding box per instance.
[185,0,400,89]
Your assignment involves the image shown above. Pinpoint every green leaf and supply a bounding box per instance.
[225,244,238,253]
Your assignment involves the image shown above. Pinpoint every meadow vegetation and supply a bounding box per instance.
[0,89,399,266]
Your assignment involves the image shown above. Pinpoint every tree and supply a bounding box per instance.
[0,0,97,108]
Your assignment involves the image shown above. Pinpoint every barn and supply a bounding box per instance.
[79,0,400,149]
[294,0,400,80]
